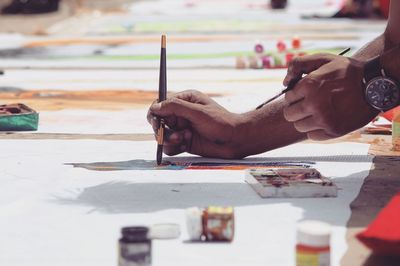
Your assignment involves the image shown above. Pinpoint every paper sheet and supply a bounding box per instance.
[0,140,372,266]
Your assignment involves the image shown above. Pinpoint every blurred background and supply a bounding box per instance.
[0,0,388,135]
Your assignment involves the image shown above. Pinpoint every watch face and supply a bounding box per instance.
[365,77,400,111]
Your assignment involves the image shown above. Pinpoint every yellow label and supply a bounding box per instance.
[296,251,330,266]
[297,252,318,266]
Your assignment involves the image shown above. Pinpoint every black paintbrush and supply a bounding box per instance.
[256,47,351,110]
[156,35,167,165]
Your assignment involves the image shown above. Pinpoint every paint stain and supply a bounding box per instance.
[66,159,313,171]
[0,88,222,111]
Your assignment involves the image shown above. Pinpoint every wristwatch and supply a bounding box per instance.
[363,56,400,112]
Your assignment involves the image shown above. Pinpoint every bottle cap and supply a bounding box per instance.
[149,223,181,240]
[121,226,149,242]
[185,207,203,240]
[297,220,331,248]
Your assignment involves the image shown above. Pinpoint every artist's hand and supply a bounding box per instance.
[283,54,378,140]
[147,90,244,158]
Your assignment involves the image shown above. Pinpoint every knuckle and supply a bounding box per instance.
[291,56,301,66]
[285,91,295,103]
[312,114,326,127]
[294,122,306,133]
[186,89,198,95]
[288,57,300,71]
[164,97,179,107]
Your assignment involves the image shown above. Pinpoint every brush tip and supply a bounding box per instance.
[161,35,166,48]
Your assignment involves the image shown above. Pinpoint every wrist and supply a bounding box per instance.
[228,112,254,158]
[380,44,400,81]
[362,51,400,112]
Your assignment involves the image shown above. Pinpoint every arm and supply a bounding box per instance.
[148,90,305,159]
[147,3,400,159]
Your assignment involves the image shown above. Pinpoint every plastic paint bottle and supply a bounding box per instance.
[296,220,331,266]
[118,226,151,266]
[186,206,235,242]
[393,109,400,151]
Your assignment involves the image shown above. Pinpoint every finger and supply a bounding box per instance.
[164,130,184,145]
[150,98,207,123]
[150,107,190,132]
[146,100,159,124]
[284,76,322,105]
[147,115,159,134]
[293,116,322,133]
[164,129,193,156]
[283,100,310,122]
[163,115,177,130]
[284,77,308,104]
[173,90,214,105]
[283,53,334,86]
[307,130,335,141]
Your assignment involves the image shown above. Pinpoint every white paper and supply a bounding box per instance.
[0,140,372,266]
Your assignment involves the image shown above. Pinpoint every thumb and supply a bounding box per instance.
[283,53,335,86]
[150,98,205,122]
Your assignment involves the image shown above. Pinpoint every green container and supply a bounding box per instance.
[0,103,39,131]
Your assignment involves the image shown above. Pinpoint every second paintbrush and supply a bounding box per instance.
[156,35,167,165]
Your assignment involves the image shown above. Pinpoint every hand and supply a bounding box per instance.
[283,54,378,140]
[147,90,244,158]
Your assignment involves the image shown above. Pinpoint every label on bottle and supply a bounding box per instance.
[296,250,330,266]
[119,242,151,266]
[393,121,400,151]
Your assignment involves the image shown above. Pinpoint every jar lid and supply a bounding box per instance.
[149,223,181,240]
[297,220,331,247]
[185,207,203,240]
[121,226,149,242]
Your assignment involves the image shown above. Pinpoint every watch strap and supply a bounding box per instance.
[364,56,382,83]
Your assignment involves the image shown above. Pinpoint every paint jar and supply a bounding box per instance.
[392,109,400,151]
[296,220,331,266]
[186,206,234,242]
[118,226,151,266]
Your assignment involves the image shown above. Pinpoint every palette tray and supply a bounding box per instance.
[0,103,39,131]
[245,167,337,198]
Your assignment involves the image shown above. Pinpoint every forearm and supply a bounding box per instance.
[352,34,386,60]
[234,98,306,157]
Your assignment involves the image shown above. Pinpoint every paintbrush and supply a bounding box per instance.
[156,35,167,165]
[256,47,351,110]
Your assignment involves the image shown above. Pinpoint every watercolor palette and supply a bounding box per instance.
[245,167,337,198]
